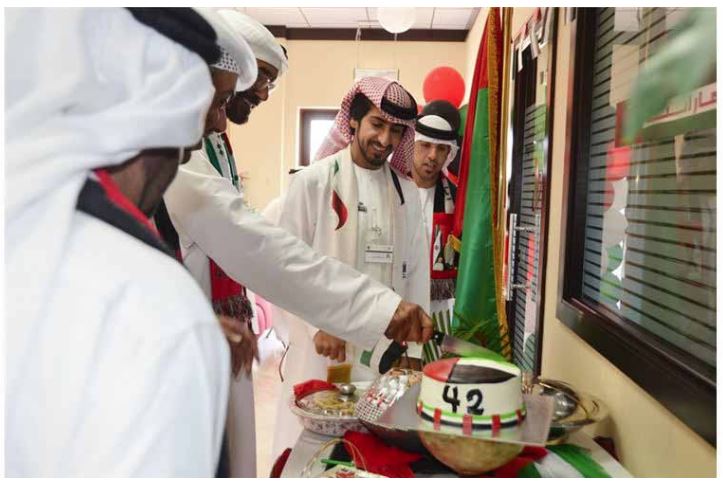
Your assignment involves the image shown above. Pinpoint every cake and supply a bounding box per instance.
[417,356,526,435]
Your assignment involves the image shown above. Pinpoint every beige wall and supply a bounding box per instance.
[463,7,487,104]
[539,11,716,477]
[228,36,466,210]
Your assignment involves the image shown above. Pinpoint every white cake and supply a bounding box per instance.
[417,356,525,434]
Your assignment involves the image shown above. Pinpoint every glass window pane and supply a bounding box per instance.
[581,7,716,367]
[309,119,335,164]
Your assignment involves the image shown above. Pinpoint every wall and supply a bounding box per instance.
[228,36,466,210]
[539,11,717,477]
[463,7,487,104]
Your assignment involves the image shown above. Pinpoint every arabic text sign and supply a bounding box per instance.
[643,83,716,128]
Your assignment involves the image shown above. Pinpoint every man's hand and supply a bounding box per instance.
[384,300,434,344]
[218,316,259,379]
[313,331,347,362]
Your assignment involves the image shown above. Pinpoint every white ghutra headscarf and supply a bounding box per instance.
[5,8,216,345]
[217,9,289,78]
[415,100,461,170]
[195,7,258,91]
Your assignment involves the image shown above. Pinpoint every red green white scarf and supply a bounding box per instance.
[204,133,253,324]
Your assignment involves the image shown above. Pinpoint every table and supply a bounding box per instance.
[281,429,632,478]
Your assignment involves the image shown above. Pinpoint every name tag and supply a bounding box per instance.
[365,244,394,264]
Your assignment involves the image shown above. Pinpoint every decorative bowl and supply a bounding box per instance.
[529,378,608,444]
[290,384,368,437]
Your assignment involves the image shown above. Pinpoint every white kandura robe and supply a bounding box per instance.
[164,142,405,477]
[418,185,436,249]
[271,146,430,457]
[5,211,229,477]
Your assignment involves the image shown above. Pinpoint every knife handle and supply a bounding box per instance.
[378,341,408,373]
[432,331,445,345]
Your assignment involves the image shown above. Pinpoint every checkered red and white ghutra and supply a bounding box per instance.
[314,76,417,177]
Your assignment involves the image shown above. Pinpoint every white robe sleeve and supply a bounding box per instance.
[164,158,401,350]
[275,167,324,341]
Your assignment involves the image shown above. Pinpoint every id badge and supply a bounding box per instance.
[365,243,394,264]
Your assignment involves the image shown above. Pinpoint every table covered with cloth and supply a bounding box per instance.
[280,429,632,478]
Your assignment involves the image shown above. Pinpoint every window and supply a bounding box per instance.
[299,109,338,167]
[559,7,716,444]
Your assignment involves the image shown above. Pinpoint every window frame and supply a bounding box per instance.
[298,108,338,167]
[557,7,716,446]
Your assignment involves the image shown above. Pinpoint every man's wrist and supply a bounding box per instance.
[377,293,403,339]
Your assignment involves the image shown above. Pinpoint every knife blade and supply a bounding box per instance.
[432,331,507,361]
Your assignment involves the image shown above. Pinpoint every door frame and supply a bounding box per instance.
[504,8,559,374]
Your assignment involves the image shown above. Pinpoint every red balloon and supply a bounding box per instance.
[423,66,465,108]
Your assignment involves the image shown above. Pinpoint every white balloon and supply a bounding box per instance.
[377,7,416,34]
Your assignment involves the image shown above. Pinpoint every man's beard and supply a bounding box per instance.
[227,91,262,125]
[368,155,387,167]
[364,142,392,168]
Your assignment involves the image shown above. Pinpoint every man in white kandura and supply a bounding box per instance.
[155,8,289,477]
[271,77,431,457]
[411,100,462,362]
[5,8,230,476]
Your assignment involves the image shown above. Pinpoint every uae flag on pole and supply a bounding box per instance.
[450,7,511,358]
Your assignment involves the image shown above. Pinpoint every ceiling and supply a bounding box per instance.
[235,7,480,30]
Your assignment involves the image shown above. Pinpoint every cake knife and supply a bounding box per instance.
[431,331,508,362]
